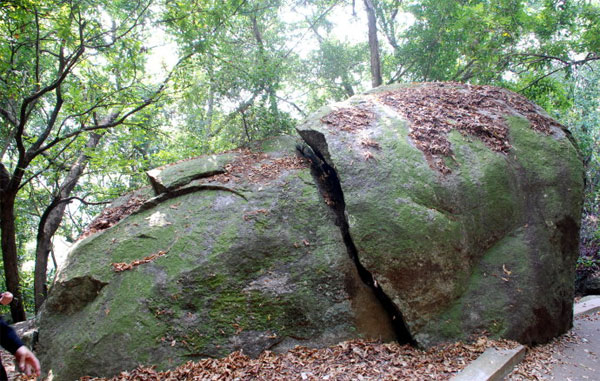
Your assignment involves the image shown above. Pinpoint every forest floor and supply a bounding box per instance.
[3,307,598,380]
[80,337,518,381]
[0,349,18,379]
[0,337,515,380]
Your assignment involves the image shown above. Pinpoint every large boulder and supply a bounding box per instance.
[37,83,584,379]
[297,83,584,347]
[37,136,394,380]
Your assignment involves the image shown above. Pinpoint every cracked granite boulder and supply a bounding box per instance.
[37,136,394,380]
[37,83,584,379]
[297,82,584,347]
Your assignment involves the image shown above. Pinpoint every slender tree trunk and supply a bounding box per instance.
[33,206,53,313]
[0,194,27,322]
[341,74,356,97]
[205,72,215,131]
[34,132,103,312]
[364,0,383,88]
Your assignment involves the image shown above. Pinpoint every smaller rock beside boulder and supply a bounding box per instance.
[13,319,38,350]
[146,154,236,195]
[577,270,600,296]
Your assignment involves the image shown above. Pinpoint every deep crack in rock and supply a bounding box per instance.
[296,143,415,346]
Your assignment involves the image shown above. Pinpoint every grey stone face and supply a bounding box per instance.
[37,84,584,379]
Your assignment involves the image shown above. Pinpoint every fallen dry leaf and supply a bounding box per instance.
[79,195,147,240]
[362,151,375,161]
[111,250,167,273]
[80,337,520,381]
[378,83,558,173]
[321,105,375,132]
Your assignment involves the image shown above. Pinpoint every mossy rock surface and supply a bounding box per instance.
[38,84,584,379]
[297,82,584,347]
[37,136,393,380]
[146,153,237,195]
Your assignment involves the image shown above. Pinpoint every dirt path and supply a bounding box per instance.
[508,305,600,380]
[542,312,600,380]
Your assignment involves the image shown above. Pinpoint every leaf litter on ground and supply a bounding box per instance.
[78,337,520,381]
[4,319,592,380]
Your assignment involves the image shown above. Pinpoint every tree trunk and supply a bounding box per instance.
[0,194,27,322]
[205,66,215,131]
[34,132,103,312]
[364,0,383,88]
[341,74,356,97]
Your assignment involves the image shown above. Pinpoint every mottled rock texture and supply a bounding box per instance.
[37,136,393,380]
[37,83,583,379]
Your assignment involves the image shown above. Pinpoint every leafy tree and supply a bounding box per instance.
[561,63,600,231]
[295,0,369,109]
[161,0,301,149]
[0,0,175,318]
[352,0,598,88]
[510,0,599,91]
[301,39,368,109]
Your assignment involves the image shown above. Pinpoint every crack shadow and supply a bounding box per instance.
[296,143,415,346]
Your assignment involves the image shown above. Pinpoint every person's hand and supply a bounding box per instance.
[0,292,13,305]
[15,346,41,377]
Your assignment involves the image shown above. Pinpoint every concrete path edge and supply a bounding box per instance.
[450,295,600,381]
[573,295,600,317]
[450,346,526,381]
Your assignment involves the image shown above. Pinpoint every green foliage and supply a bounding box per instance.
[0,0,162,197]
[161,0,299,149]
[0,258,35,320]
[0,0,174,315]
[561,63,600,241]
[302,39,369,109]
[512,74,573,117]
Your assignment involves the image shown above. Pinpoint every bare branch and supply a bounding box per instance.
[519,66,566,92]
[34,7,41,89]
[206,90,263,139]
[19,43,85,125]
[517,53,600,92]
[59,196,111,206]
[275,94,306,117]
[451,59,476,82]
[26,81,64,157]
[33,52,193,156]
[279,1,341,60]
[511,53,571,65]
[18,135,80,191]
